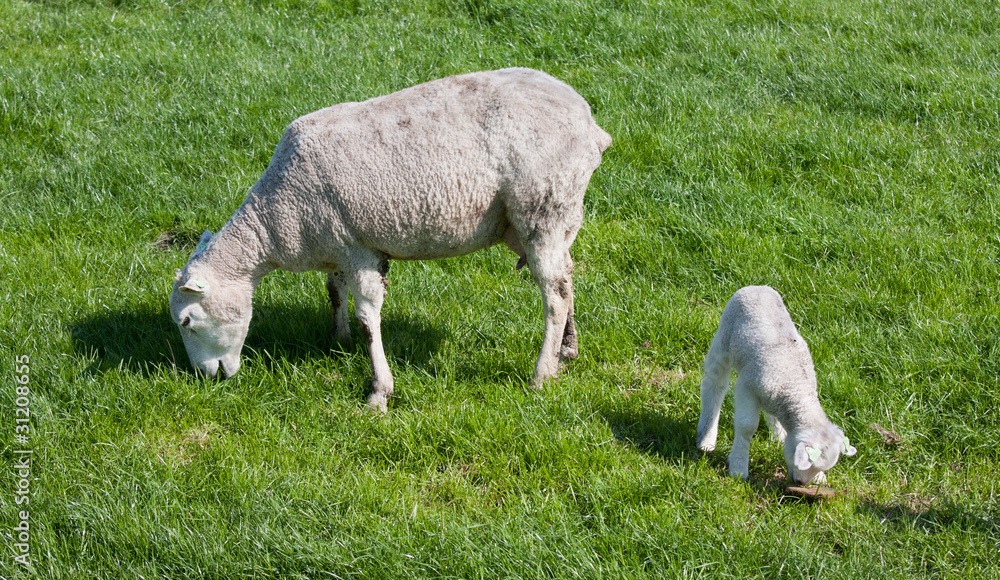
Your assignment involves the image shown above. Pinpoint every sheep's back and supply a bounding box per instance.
[259,68,608,261]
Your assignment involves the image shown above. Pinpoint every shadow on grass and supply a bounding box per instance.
[69,302,449,379]
[69,303,187,376]
[857,498,1000,537]
[599,403,830,502]
[599,404,700,463]
[450,350,532,386]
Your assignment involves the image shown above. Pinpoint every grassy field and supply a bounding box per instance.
[2,0,998,577]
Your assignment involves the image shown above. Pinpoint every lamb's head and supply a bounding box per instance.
[169,231,252,379]
[784,424,857,485]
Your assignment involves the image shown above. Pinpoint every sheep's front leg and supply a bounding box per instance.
[728,380,760,481]
[326,272,350,345]
[347,263,393,413]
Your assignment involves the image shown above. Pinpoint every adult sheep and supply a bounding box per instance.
[169,67,612,412]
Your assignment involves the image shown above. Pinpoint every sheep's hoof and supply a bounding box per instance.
[560,335,578,360]
[366,392,389,414]
[331,328,351,346]
[530,373,557,391]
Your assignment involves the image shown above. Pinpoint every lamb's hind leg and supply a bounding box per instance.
[696,333,731,452]
[346,258,393,413]
[764,412,787,443]
[326,271,350,345]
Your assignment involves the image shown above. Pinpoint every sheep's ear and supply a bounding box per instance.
[794,442,818,470]
[842,436,857,456]
[179,278,209,295]
[193,230,213,257]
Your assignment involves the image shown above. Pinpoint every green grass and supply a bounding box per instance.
[2,0,999,577]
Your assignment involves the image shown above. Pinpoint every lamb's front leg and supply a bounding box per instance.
[326,271,350,345]
[728,381,760,481]
[347,263,393,413]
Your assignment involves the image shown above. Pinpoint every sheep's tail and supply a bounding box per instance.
[592,124,613,153]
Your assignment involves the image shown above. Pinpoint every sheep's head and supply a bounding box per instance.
[784,425,857,485]
[169,231,252,379]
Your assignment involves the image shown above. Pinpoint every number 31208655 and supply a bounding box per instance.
[15,355,30,429]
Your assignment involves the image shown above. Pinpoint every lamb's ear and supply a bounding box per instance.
[795,442,819,470]
[842,436,857,456]
[179,278,210,295]
[193,230,213,257]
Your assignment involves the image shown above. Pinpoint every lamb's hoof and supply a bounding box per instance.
[698,444,716,452]
[366,393,389,414]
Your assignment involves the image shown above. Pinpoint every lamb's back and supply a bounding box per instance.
[723,287,815,389]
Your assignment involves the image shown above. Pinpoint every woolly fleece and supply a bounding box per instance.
[169,68,611,412]
[695,286,857,484]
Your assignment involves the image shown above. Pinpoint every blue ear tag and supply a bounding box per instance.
[197,242,208,252]
[806,446,822,463]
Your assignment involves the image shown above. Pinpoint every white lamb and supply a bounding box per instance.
[696,286,857,484]
[168,68,612,412]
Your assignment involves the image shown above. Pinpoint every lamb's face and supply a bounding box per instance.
[785,426,858,485]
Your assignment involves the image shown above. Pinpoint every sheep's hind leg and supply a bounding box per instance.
[524,240,573,390]
[346,261,393,413]
[326,271,350,345]
[559,251,578,361]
